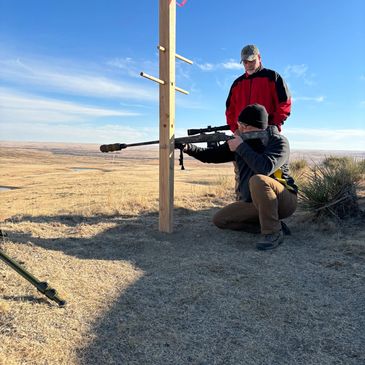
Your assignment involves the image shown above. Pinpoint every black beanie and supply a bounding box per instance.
[238,103,268,129]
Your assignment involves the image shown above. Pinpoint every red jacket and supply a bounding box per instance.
[226,66,291,132]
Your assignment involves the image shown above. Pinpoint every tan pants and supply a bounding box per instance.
[213,174,297,234]
[233,161,241,200]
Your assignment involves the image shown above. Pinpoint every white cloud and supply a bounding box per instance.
[285,127,365,138]
[0,121,156,144]
[106,57,158,79]
[292,95,325,103]
[284,64,315,86]
[0,56,204,111]
[0,88,139,124]
[221,60,242,70]
[196,62,216,71]
[284,64,308,78]
[284,127,365,151]
[196,59,242,72]
[0,57,158,102]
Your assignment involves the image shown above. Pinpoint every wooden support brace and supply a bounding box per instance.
[140,72,189,95]
[157,45,193,65]
[140,72,164,85]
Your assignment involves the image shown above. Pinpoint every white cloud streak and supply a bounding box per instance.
[0,58,158,102]
[284,127,365,151]
[284,64,316,86]
[0,121,156,144]
[196,59,241,72]
[292,96,325,103]
[0,56,204,111]
[106,57,158,79]
[0,88,139,124]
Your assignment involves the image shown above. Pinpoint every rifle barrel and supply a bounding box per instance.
[100,129,268,153]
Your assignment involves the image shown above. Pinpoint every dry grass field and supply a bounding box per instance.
[0,142,364,365]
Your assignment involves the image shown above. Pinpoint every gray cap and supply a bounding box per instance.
[240,44,260,63]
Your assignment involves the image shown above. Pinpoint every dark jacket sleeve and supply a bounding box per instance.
[184,143,235,163]
[235,135,289,176]
[270,73,291,129]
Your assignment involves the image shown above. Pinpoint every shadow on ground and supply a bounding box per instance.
[2,208,365,365]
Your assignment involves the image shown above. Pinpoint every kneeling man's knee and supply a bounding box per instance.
[212,210,226,229]
[249,174,267,190]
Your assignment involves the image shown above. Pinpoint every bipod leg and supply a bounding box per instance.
[0,231,66,307]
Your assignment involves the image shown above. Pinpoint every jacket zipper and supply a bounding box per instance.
[248,78,252,104]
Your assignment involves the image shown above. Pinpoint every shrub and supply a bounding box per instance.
[299,157,364,219]
[290,159,308,173]
[322,156,352,169]
[357,158,365,173]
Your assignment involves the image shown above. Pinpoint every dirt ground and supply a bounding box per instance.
[0,142,364,365]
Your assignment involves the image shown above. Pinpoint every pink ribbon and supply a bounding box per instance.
[177,0,187,6]
[170,0,188,7]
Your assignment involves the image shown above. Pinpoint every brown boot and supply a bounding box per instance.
[256,230,284,251]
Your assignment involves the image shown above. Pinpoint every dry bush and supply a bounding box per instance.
[206,175,235,199]
[357,158,365,172]
[299,157,364,219]
[290,159,308,173]
[289,159,309,183]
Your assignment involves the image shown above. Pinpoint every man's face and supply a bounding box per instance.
[243,55,261,75]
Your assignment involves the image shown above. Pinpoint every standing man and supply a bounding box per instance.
[226,44,291,133]
[181,104,298,250]
[226,44,292,198]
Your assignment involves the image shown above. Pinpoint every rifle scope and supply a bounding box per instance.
[187,124,230,136]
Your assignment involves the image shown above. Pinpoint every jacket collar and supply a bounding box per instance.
[244,64,263,78]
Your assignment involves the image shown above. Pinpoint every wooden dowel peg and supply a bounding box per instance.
[175,53,193,65]
[175,86,189,95]
[140,72,165,85]
[141,72,188,94]
[157,45,193,65]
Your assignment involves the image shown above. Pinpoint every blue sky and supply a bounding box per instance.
[0,0,364,150]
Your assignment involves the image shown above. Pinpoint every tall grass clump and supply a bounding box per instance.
[290,159,309,182]
[290,159,308,173]
[299,156,364,219]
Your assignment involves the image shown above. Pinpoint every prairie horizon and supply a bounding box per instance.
[1,139,364,157]
[0,142,364,364]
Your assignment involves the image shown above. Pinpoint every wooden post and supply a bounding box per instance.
[158,0,176,233]
[140,1,192,233]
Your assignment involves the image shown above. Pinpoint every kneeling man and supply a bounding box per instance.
[182,103,298,250]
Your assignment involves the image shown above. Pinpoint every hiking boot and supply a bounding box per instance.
[256,230,284,251]
[281,221,291,236]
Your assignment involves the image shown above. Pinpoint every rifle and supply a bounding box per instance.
[100,125,268,169]
[0,230,66,306]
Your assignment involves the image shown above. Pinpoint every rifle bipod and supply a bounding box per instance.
[0,230,66,307]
